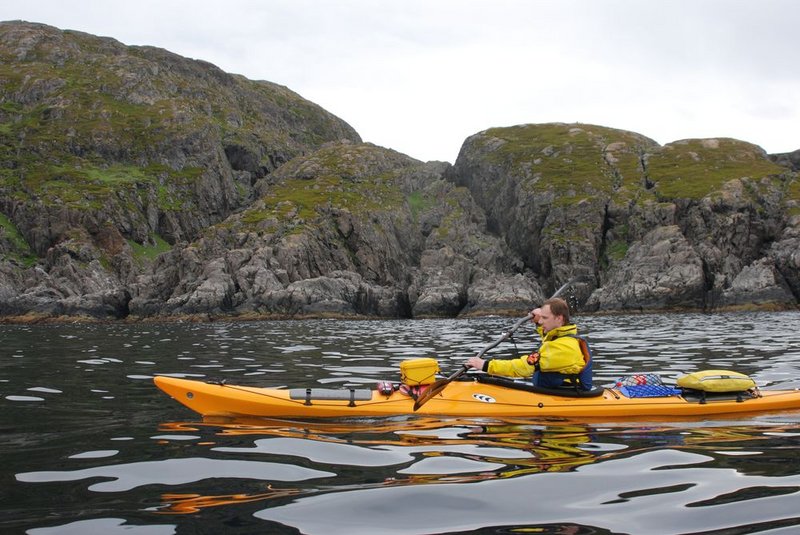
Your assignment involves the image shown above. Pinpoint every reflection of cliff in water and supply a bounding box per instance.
[154,416,800,514]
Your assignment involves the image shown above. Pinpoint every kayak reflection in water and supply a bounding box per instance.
[466,298,593,390]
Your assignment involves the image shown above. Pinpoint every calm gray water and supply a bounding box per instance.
[2,312,800,534]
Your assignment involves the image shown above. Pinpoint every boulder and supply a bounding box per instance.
[719,258,795,308]
[586,225,705,311]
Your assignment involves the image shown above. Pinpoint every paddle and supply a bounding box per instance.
[412,275,591,411]
[412,313,533,410]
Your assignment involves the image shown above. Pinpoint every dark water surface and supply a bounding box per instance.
[2,312,800,534]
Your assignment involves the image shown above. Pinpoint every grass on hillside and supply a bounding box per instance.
[646,139,786,199]
[128,234,172,263]
[480,124,655,205]
[238,170,405,232]
[0,212,37,266]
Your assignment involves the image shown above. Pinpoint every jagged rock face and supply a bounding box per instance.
[585,225,706,310]
[768,215,800,300]
[453,123,660,292]
[129,142,541,318]
[770,149,800,172]
[0,21,360,317]
[453,125,799,311]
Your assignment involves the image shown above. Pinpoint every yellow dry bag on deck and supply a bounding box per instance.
[400,358,440,386]
[676,370,756,393]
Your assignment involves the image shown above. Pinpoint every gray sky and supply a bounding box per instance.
[2,0,799,162]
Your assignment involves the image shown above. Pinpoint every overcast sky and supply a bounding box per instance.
[2,0,799,162]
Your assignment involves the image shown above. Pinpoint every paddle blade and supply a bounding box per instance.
[412,365,469,411]
[412,379,448,411]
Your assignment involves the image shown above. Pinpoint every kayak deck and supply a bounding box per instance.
[154,375,800,419]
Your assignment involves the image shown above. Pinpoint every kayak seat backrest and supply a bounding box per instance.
[563,335,593,391]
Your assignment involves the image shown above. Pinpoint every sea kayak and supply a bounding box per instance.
[153,374,800,420]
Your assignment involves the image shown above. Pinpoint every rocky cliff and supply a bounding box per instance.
[1,21,798,320]
[770,149,800,172]
[128,140,543,318]
[454,125,800,312]
[0,21,360,317]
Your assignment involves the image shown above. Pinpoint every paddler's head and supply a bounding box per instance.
[539,298,570,333]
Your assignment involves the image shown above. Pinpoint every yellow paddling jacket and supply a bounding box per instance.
[485,324,586,377]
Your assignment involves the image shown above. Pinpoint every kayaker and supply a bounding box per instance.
[466,297,593,390]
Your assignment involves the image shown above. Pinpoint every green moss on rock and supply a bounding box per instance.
[479,123,657,207]
[128,234,172,263]
[0,212,37,266]
[233,144,411,232]
[647,138,785,199]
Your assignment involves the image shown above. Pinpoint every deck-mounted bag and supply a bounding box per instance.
[676,370,756,393]
[400,358,440,386]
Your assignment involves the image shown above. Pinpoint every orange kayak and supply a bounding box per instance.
[154,375,800,420]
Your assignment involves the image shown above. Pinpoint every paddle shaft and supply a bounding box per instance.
[413,312,533,410]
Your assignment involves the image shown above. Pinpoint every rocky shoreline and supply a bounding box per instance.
[2,299,793,325]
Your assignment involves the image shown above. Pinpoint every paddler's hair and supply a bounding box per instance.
[543,297,571,325]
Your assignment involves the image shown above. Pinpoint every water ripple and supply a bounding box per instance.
[255,448,800,535]
[16,457,334,492]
